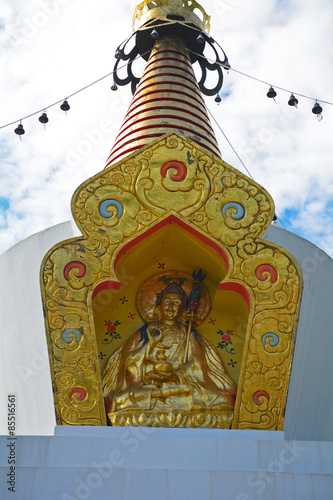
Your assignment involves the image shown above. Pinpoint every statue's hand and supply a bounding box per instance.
[145,371,179,386]
[144,372,164,386]
[162,371,180,385]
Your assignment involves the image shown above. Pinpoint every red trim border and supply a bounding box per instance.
[92,280,121,300]
[113,215,230,272]
[218,282,251,311]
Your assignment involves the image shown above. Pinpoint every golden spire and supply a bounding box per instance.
[106,0,227,167]
[133,0,211,33]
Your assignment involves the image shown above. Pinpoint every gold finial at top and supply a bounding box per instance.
[133,0,211,33]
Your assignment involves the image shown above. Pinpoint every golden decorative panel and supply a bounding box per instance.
[41,132,302,429]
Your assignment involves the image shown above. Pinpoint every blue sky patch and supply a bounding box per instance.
[0,197,10,211]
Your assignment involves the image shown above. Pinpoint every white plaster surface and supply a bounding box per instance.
[264,226,333,442]
[0,222,332,442]
[0,428,332,500]
[0,221,80,436]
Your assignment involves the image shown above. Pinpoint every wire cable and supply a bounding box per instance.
[189,49,333,106]
[2,29,332,131]
[206,105,254,180]
[0,49,151,131]
[206,104,288,230]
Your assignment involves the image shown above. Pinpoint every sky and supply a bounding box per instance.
[0,0,332,257]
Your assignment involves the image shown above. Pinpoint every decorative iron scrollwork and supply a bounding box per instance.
[112,21,229,96]
[113,34,141,95]
[192,35,229,97]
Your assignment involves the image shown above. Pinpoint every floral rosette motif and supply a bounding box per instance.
[52,313,91,357]
[239,372,283,429]
[85,185,140,243]
[57,370,103,424]
[136,142,210,216]
[241,248,296,295]
[205,188,260,246]
[50,246,102,291]
[250,314,291,368]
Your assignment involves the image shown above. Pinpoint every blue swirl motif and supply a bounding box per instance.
[222,202,245,221]
[62,329,81,344]
[99,199,123,219]
[262,333,279,347]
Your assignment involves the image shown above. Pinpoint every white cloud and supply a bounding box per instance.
[0,0,332,257]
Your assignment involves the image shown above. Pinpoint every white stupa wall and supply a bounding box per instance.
[0,222,332,441]
[0,427,331,500]
[0,221,80,436]
[264,226,333,442]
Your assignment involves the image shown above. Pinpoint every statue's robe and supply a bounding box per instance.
[103,322,236,419]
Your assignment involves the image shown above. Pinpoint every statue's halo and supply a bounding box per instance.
[136,270,211,324]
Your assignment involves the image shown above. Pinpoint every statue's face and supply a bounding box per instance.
[160,293,184,323]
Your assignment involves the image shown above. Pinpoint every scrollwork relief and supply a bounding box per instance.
[41,132,302,429]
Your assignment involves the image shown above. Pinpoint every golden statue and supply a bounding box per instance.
[102,273,237,428]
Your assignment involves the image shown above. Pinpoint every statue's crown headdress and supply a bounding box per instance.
[158,274,187,287]
[156,283,189,307]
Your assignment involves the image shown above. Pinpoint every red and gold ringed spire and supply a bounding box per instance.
[105,0,229,168]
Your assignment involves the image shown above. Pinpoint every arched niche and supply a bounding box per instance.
[91,216,251,386]
[41,132,301,429]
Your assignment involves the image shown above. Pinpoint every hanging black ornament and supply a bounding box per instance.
[14,123,25,135]
[60,100,70,111]
[267,86,277,99]
[39,112,49,124]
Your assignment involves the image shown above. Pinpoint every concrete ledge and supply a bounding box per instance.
[1,468,332,500]
[0,430,332,500]
[54,426,286,441]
